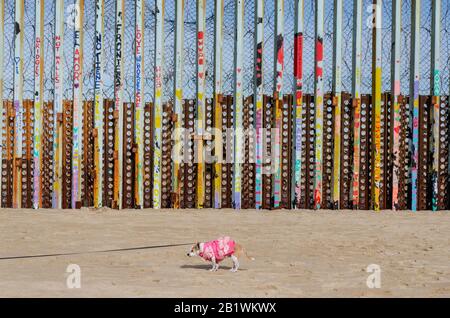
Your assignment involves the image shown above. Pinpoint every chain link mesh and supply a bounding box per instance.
[81,0,94,101]
[382,0,392,93]
[3,0,15,100]
[342,0,353,92]
[302,0,315,93]
[420,0,431,95]
[222,0,235,96]
[1,0,448,101]
[401,0,411,95]
[323,0,334,93]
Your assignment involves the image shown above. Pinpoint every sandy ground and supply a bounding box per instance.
[0,208,449,298]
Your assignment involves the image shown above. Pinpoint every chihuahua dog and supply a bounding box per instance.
[187,236,254,272]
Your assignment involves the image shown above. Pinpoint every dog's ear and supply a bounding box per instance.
[195,242,200,249]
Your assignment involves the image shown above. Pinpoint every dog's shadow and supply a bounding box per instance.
[181,264,247,271]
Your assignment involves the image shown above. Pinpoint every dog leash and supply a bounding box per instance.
[0,242,195,261]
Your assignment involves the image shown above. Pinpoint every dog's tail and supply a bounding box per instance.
[236,243,255,261]
[246,252,256,261]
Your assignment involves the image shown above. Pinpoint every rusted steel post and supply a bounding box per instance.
[410,0,420,211]
[430,0,441,211]
[351,0,363,209]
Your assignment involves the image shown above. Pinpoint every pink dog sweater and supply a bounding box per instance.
[199,236,235,262]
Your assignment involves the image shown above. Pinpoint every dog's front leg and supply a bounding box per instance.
[209,256,219,271]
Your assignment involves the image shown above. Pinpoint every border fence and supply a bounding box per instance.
[1,0,450,211]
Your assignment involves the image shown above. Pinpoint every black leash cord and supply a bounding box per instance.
[0,242,194,261]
